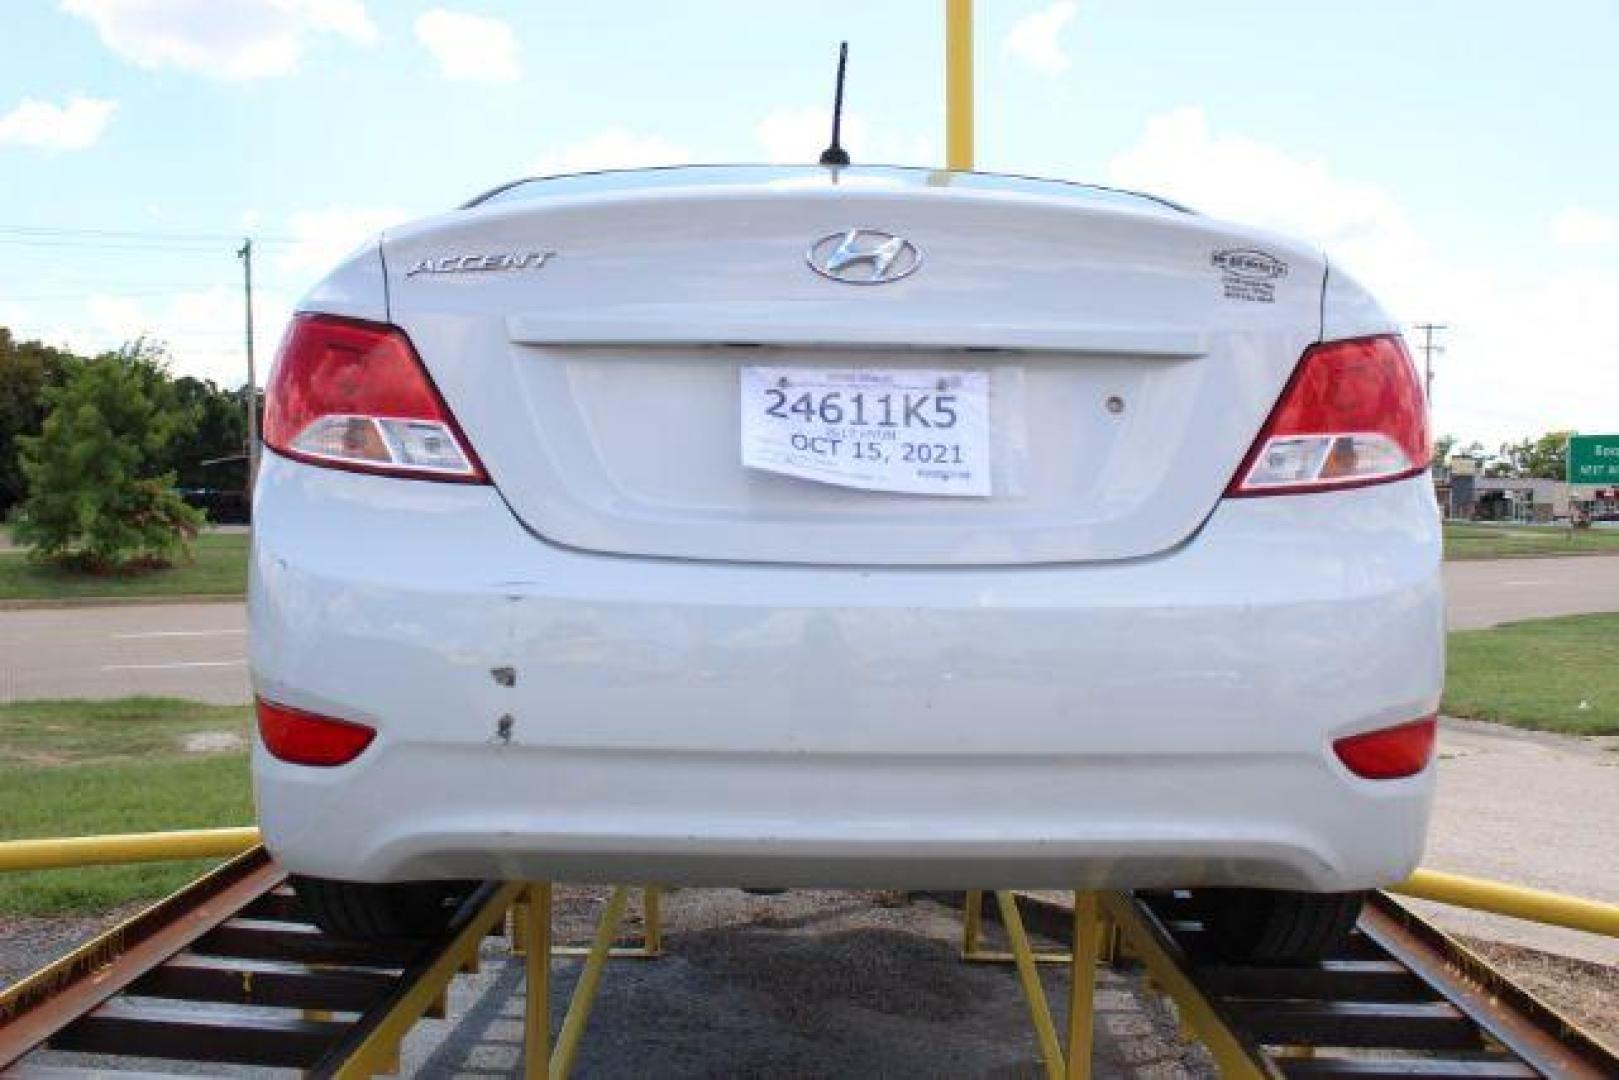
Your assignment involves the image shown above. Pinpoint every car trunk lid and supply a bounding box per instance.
[381,169,1324,566]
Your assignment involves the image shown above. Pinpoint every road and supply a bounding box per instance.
[3,555,1616,705]
[0,603,247,704]
[1444,554,1619,629]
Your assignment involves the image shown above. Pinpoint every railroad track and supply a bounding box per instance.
[0,847,519,1077]
[3,850,1615,1077]
[1007,889,1619,1079]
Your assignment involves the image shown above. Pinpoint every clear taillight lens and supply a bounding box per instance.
[263,314,486,482]
[1228,334,1428,496]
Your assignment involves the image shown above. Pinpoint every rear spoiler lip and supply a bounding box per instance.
[507,307,1208,358]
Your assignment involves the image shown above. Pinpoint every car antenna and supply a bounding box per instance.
[818,42,852,167]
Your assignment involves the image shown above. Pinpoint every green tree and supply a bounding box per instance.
[12,340,204,569]
[0,328,81,515]
[1496,430,1574,480]
[162,375,249,488]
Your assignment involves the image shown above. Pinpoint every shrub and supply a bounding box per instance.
[13,342,204,570]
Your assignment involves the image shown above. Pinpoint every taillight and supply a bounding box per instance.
[263,314,486,482]
[257,697,376,767]
[1228,334,1428,496]
[1333,716,1436,780]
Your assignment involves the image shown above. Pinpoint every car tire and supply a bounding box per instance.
[1198,888,1365,964]
[292,875,476,940]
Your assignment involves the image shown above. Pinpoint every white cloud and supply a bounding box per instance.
[1003,1,1078,75]
[0,96,118,150]
[754,106,934,166]
[273,205,411,279]
[1105,106,1619,447]
[12,206,414,385]
[414,8,519,84]
[1107,106,1418,254]
[12,286,277,389]
[531,128,691,175]
[1549,206,1619,247]
[61,0,377,80]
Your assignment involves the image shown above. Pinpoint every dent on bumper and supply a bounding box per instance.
[250,452,1443,890]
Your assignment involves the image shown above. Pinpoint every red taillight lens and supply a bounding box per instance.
[1333,716,1436,780]
[263,314,486,482]
[1228,334,1428,496]
[256,697,377,767]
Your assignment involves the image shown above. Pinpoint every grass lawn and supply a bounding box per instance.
[0,532,248,602]
[1443,522,1619,560]
[0,697,254,915]
[1444,613,1619,735]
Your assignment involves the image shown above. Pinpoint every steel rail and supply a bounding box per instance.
[1002,889,1619,1080]
[1358,892,1617,1080]
[0,846,519,1078]
[0,847,281,1068]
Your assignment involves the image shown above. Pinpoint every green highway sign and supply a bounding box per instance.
[1567,434,1619,485]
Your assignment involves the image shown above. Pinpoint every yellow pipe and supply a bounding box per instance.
[0,827,260,873]
[946,0,974,170]
[1392,868,1619,938]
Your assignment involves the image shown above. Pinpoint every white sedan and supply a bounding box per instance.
[250,166,1442,960]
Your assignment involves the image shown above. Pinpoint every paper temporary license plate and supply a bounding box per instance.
[739,366,992,496]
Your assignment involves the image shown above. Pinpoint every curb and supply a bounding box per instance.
[0,594,245,612]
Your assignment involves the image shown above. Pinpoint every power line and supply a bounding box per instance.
[0,226,296,244]
[0,238,254,254]
[4,286,295,301]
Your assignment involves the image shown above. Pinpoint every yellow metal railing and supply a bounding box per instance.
[1,829,1616,943]
[0,827,260,873]
[1392,867,1619,938]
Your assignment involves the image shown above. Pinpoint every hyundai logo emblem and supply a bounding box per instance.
[806,229,922,284]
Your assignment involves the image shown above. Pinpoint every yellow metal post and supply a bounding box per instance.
[524,883,552,1080]
[1067,892,1099,1079]
[643,886,662,956]
[963,888,983,956]
[552,886,631,1078]
[946,0,974,170]
[511,894,531,957]
[995,890,1065,1080]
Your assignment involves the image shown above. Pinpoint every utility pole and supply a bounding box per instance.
[945,0,974,170]
[1410,322,1447,407]
[237,238,260,493]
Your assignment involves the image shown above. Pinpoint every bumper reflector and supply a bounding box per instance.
[256,697,376,767]
[1333,716,1437,779]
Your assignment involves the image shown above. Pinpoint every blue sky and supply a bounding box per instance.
[3,0,1617,447]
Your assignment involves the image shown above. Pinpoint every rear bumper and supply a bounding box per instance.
[250,453,1443,891]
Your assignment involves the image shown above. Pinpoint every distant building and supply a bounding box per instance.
[1434,455,1619,521]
